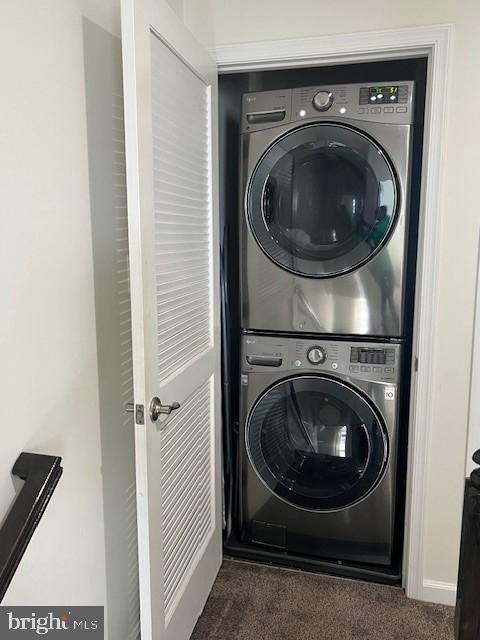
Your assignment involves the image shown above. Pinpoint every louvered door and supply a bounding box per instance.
[121,1,222,639]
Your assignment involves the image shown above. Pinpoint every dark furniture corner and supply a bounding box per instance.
[455,449,480,640]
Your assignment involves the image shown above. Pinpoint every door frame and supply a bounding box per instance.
[212,23,454,603]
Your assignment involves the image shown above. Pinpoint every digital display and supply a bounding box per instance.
[371,86,398,94]
[359,84,408,106]
[368,86,399,104]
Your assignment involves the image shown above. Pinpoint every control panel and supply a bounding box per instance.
[292,82,413,125]
[242,80,414,132]
[241,334,401,384]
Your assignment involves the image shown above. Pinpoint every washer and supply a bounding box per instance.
[240,82,414,337]
[239,333,402,567]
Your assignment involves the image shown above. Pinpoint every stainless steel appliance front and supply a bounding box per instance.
[240,82,414,337]
[239,334,402,566]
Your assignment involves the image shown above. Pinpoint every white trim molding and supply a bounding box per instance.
[423,580,457,607]
[213,24,452,72]
[214,23,454,604]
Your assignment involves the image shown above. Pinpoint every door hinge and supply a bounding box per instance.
[414,357,419,372]
[125,402,145,425]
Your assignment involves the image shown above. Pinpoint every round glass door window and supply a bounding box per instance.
[247,123,398,277]
[246,376,388,511]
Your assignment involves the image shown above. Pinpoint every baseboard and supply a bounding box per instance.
[422,579,457,606]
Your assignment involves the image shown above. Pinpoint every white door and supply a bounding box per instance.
[121,1,222,639]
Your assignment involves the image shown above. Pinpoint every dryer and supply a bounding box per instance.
[238,333,402,567]
[240,82,414,337]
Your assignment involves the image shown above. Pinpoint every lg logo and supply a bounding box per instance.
[385,387,396,400]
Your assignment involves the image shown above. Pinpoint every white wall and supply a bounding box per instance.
[166,0,184,19]
[0,0,108,607]
[0,0,182,628]
[0,0,140,630]
[184,0,480,596]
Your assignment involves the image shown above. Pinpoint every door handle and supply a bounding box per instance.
[149,397,181,422]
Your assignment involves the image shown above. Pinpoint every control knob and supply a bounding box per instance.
[307,346,327,365]
[312,90,334,112]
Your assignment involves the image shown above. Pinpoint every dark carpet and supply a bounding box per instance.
[192,560,454,640]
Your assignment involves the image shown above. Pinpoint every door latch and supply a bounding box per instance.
[125,402,145,425]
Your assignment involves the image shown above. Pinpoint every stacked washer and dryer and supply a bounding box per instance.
[236,81,414,579]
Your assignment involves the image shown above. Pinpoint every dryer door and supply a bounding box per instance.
[247,123,397,278]
[246,375,388,511]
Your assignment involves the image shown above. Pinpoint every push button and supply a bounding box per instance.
[384,107,394,113]
[349,365,359,372]
[370,107,381,114]
[373,367,382,372]
[385,367,394,373]
[360,366,371,372]
[396,107,407,113]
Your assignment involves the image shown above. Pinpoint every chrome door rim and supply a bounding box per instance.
[245,122,399,279]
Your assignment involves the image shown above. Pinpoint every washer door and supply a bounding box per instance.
[247,123,397,278]
[246,376,388,511]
